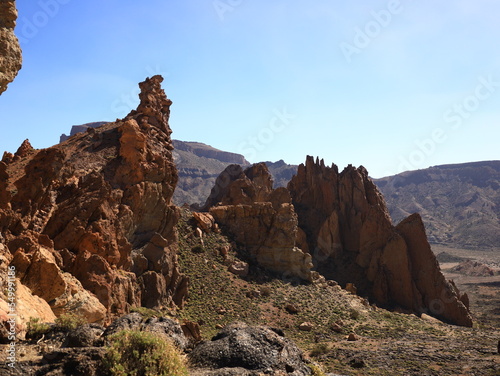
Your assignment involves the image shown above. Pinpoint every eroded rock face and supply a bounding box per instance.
[0,0,22,94]
[0,75,187,322]
[288,156,473,327]
[205,163,313,281]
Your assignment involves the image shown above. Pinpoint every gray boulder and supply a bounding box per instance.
[103,312,187,350]
[189,322,312,375]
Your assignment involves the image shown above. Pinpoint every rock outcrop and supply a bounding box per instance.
[204,163,313,281]
[0,0,22,94]
[288,156,473,327]
[0,75,188,323]
[189,322,312,376]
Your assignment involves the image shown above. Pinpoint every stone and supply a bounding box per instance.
[396,214,473,327]
[0,0,22,94]
[39,347,106,376]
[193,212,215,232]
[0,281,56,341]
[345,283,357,295]
[287,156,473,327]
[63,324,105,348]
[285,303,299,314]
[298,322,314,331]
[228,260,249,277]
[206,163,313,281]
[347,333,359,341]
[14,139,34,159]
[0,76,187,321]
[11,246,106,323]
[104,312,188,350]
[189,322,312,375]
[330,323,343,333]
[181,320,202,344]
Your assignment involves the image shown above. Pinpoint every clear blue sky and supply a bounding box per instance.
[1,0,499,178]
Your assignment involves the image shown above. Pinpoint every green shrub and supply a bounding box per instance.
[130,306,161,319]
[349,308,360,320]
[191,244,204,253]
[27,317,51,340]
[309,363,327,376]
[55,313,86,331]
[310,343,329,357]
[104,330,188,376]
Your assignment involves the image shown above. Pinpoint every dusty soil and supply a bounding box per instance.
[434,245,500,329]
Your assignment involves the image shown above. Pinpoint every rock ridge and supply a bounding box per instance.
[0,75,187,327]
[287,156,473,327]
[203,163,313,281]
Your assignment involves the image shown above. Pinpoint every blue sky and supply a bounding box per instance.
[1,0,499,178]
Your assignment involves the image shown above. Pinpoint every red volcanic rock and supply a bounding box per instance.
[0,0,22,94]
[395,214,473,327]
[0,75,187,322]
[14,139,34,159]
[205,163,313,281]
[288,156,473,327]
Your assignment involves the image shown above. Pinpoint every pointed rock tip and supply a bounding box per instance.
[14,139,34,157]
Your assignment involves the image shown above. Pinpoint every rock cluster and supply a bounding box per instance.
[287,156,473,327]
[1,315,313,375]
[0,0,22,94]
[204,163,313,281]
[0,76,187,327]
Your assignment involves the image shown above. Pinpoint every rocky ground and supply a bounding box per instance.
[0,209,498,375]
[177,209,500,376]
[436,245,500,331]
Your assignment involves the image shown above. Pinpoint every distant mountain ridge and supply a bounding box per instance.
[375,161,500,250]
[58,126,499,251]
[173,140,249,165]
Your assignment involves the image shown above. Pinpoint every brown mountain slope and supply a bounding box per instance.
[172,140,250,206]
[375,161,500,250]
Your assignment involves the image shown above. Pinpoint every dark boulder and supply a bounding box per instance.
[189,322,312,375]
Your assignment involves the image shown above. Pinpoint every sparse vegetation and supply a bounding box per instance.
[26,317,51,340]
[174,208,500,375]
[103,330,188,376]
[310,343,329,357]
[55,313,86,331]
[349,308,360,320]
[309,363,327,376]
[130,306,162,319]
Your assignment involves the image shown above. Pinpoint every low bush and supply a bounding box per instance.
[103,329,188,376]
[310,343,329,357]
[55,313,86,331]
[26,317,51,340]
